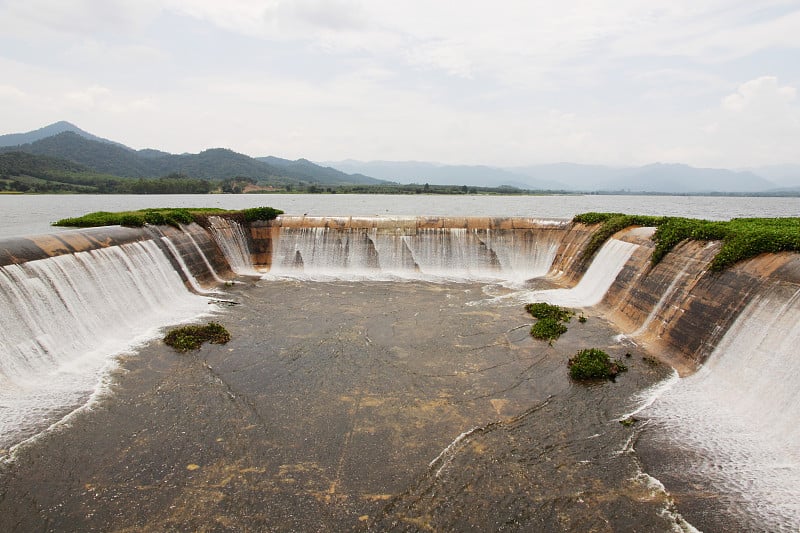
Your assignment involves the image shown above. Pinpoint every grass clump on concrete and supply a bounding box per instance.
[164,322,231,352]
[53,206,284,229]
[568,348,628,381]
[526,302,575,343]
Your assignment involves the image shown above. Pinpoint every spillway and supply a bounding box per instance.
[267,217,567,283]
[641,284,800,531]
[0,239,211,449]
[0,213,798,530]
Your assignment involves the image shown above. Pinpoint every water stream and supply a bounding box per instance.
[268,226,562,283]
[0,240,211,449]
[641,285,800,530]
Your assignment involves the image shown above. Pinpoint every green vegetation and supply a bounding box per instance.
[164,322,231,352]
[573,212,800,271]
[526,302,576,343]
[530,318,568,342]
[568,348,628,381]
[0,152,221,194]
[53,206,283,229]
[242,206,284,222]
[572,213,665,268]
[525,302,575,322]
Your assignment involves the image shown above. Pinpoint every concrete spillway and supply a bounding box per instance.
[0,214,798,530]
[267,216,568,283]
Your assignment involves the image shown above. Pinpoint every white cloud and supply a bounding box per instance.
[1,1,799,167]
[722,76,796,112]
[0,0,159,37]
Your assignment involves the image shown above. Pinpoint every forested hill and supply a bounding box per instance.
[0,121,123,148]
[0,130,386,186]
[256,156,380,185]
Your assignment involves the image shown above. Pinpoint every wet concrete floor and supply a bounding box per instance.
[0,280,682,532]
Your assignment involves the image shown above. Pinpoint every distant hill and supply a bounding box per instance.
[746,164,800,188]
[257,156,383,185]
[0,121,125,148]
[3,121,796,194]
[597,163,774,193]
[324,160,566,190]
[0,126,387,186]
[328,160,786,193]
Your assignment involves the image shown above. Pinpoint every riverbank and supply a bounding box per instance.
[0,279,692,531]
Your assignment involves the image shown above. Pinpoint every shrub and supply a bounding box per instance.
[568,348,628,381]
[526,302,575,343]
[163,322,232,352]
[525,302,574,322]
[530,317,568,342]
[53,207,282,229]
[243,206,284,222]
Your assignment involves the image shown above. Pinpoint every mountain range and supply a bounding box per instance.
[0,122,383,188]
[325,160,800,194]
[1,121,799,194]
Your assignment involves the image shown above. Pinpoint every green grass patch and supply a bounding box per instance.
[53,206,283,229]
[526,302,576,343]
[568,348,628,381]
[530,318,568,342]
[573,212,800,271]
[242,206,284,222]
[163,322,231,352]
[525,302,575,322]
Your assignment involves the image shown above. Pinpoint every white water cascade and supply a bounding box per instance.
[643,284,800,530]
[489,238,638,307]
[0,240,211,450]
[183,232,228,284]
[160,237,219,295]
[207,216,259,276]
[267,227,562,283]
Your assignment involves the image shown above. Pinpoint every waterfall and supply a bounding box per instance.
[494,238,638,307]
[643,285,800,530]
[267,226,561,283]
[183,232,228,284]
[160,237,220,295]
[0,240,210,449]
[207,216,259,276]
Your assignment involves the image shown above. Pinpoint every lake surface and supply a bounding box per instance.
[0,194,797,239]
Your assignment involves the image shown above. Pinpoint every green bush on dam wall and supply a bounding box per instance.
[573,212,800,271]
[52,207,284,229]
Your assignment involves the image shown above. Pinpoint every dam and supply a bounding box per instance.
[0,214,798,531]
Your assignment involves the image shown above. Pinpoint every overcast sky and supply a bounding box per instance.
[1,1,799,168]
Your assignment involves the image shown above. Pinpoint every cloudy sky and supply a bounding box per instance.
[1,1,799,168]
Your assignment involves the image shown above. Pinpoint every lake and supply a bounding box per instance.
[0,193,797,239]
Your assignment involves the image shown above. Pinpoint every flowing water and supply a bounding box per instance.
[639,285,800,531]
[483,238,639,308]
[1,206,799,530]
[0,240,212,449]
[268,224,563,284]
[207,216,260,276]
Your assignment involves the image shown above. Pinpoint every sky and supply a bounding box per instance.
[1,0,800,169]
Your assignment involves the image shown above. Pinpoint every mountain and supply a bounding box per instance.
[327,160,782,193]
[324,160,566,190]
[0,128,387,186]
[0,121,125,148]
[256,156,384,185]
[507,163,625,191]
[597,163,774,193]
[746,165,800,188]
